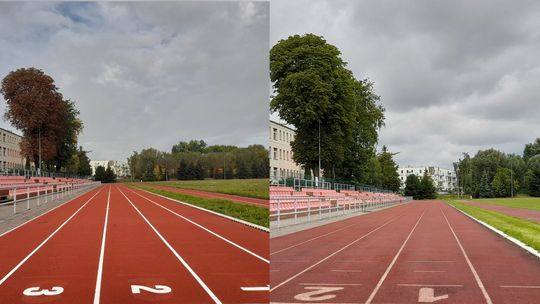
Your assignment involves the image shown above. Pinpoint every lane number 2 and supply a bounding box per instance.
[294,286,344,302]
[23,286,64,296]
[131,285,172,294]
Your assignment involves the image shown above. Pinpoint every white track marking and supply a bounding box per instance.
[127,187,269,263]
[23,286,64,296]
[117,187,221,304]
[407,260,455,263]
[441,207,493,304]
[270,213,403,292]
[131,284,172,294]
[0,186,101,238]
[93,186,111,304]
[364,209,426,304]
[0,189,102,286]
[397,284,463,287]
[500,285,540,289]
[241,285,270,291]
[418,287,448,303]
[294,286,344,302]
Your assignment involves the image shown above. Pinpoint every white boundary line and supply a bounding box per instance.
[117,187,222,304]
[270,213,404,292]
[131,186,269,232]
[126,187,269,264]
[0,188,102,285]
[0,185,101,238]
[93,186,111,304]
[441,207,493,304]
[449,204,540,259]
[364,209,426,304]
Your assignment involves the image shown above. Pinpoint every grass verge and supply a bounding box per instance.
[132,185,269,228]
[155,179,268,200]
[449,201,540,252]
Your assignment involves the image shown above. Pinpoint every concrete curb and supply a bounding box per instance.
[449,203,540,259]
[134,187,269,233]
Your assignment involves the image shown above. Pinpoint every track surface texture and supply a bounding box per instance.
[140,183,269,207]
[461,200,540,224]
[0,184,268,303]
[270,200,540,304]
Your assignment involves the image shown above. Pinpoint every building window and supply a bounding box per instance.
[273,148,277,160]
[273,128,277,140]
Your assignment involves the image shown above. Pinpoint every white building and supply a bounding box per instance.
[90,160,129,177]
[0,128,25,172]
[398,165,457,192]
[269,120,304,181]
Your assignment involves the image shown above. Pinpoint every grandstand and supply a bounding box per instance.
[0,175,93,202]
[269,182,409,228]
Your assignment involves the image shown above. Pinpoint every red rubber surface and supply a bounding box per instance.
[270,200,540,304]
[141,183,268,207]
[462,200,540,223]
[0,184,268,303]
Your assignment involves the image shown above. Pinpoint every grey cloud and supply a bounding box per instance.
[272,0,540,168]
[0,1,269,161]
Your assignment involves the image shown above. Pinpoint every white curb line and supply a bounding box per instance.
[449,203,540,259]
[135,186,269,233]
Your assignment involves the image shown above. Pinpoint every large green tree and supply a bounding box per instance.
[524,138,540,162]
[377,146,401,192]
[270,34,384,181]
[527,155,540,197]
[404,174,421,198]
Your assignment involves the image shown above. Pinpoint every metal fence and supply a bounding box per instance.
[270,196,411,228]
[0,181,101,216]
[0,168,89,179]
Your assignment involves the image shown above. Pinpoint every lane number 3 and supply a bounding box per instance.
[23,286,64,296]
[131,285,172,294]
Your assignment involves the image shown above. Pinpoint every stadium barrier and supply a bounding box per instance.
[0,181,100,216]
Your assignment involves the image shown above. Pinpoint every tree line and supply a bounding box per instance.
[454,138,540,198]
[270,34,401,190]
[128,140,269,181]
[94,165,117,183]
[403,171,437,199]
[1,68,92,177]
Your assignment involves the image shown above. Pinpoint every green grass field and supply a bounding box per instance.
[467,197,540,211]
[150,179,268,200]
[131,185,269,228]
[449,201,540,252]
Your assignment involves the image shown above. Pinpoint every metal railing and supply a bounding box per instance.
[270,196,409,228]
[0,181,101,215]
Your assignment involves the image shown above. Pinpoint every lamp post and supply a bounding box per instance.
[38,127,42,176]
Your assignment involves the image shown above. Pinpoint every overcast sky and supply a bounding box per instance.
[0,1,269,162]
[271,0,540,169]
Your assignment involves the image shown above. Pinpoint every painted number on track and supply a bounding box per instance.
[294,286,344,302]
[418,287,448,303]
[131,285,172,295]
[23,286,64,297]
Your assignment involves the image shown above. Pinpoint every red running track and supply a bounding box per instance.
[0,184,268,303]
[141,183,269,208]
[270,200,540,304]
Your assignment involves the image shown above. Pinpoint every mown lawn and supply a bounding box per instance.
[449,201,540,252]
[132,185,269,228]
[153,178,269,200]
[469,197,540,212]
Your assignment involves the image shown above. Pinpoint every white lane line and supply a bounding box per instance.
[270,214,403,292]
[500,285,540,289]
[0,186,101,238]
[364,209,426,304]
[441,207,493,304]
[298,283,362,286]
[398,284,463,287]
[241,285,269,291]
[0,189,102,286]
[331,270,362,272]
[117,187,221,304]
[414,270,446,273]
[92,186,111,304]
[127,187,269,264]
